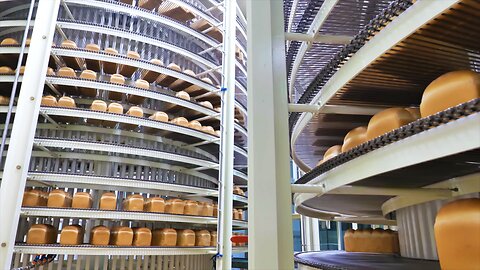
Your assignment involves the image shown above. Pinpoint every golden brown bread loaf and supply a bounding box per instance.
[188,120,202,130]
[60,225,84,245]
[119,51,140,77]
[342,126,367,152]
[344,229,355,252]
[169,69,196,91]
[141,59,164,83]
[165,199,185,215]
[0,38,18,45]
[195,230,211,246]
[322,145,342,163]
[122,194,145,211]
[404,107,421,120]
[108,74,125,101]
[149,111,169,122]
[123,106,144,130]
[132,227,152,247]
[90,226,110,245]
[41,96,57,106]
[72,192,93,209]
[201,126,216,135]
[57,96,76,108]
[0,66,14,74]
[238,209,244,220]
[171,117,188,127]
[199,101,214,110]
[233,209,240,220]
[177,229,195,247]
[152,228,177,246]
[103,48,119,74]
[159,3,195,22]
[60,40,82,70]
[176,91,190,100]
[79,69,98,97]
[26,224,57,244]
[233,186,244,196]
[103,102,123,128]
[144,197,165,213]
[46,67,55,76]
[434,198,480,270]
[109,227,134,246]
[366,108,419,141]
[184,200,199,216]
[157,63,181,87]
[57,67,78,95]
[344,229,399,254]
[210,231,217,246]
[198,202,214,217]
[16,66,25,74]
[47,189,72,208]
[22,189,48,207]
[84,43,101,72]
[88,100,108,125]
[127,79,149,104]
[99,192,117,210]
[213,203,218,217]
[420,70,480,117]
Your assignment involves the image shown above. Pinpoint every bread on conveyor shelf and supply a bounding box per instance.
[71,192,93,209]
[190,19,223,43]
[41,95,57,106]
[318,145,342,165]
[90,226,110,245]
[122,194,145,211]
[0,38,18,45]
[233,209,240,220]
[152,228,177,246]
[108,73,126,101]
[109,227,134,246]
[22,189,48,207]
[420,70,480,117]
[171,116,189,127]
[210,231,217,246]
[122,106,144,130]
[78,69,97,97]
[144,197,165,213]
[184,200,199,215]
[165,198,186,214]
[56,67,77,95]
[201,126,216,135]
[157,63,181,87]
[103,102,123,128]
[195,230,211,246]
[198,201,214,217]
[56,96,77,123]
[213,203,218,217]
[149,111,169,122]
[99,192,117,210]
[344,228,399,254]
[159,3,195,22]
[366,107,419,141]
[165,91,190,111]
[26,224,57,244]
[16,66,25,74]
[233,186,244,196]
[188,120,202,130]
[169,69,196,91]
[177,229,195,247]
[60,225,84,245]
[141,58,164,83]
[47,189,72,208]
[434,198,480,270]
[341,126,367,152]
[84,43,101,72]
[60,40,82,70]
[132,227,152,246]
[127,79,149,104]
[119,51,140,78]
[87,100,107,125]
[0,66,14,74]
[103,48,119,74]
[46,67,55,76]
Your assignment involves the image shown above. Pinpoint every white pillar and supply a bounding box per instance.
[247,0,294,269]
[311,218,320,250]
[216,0,236,269]
[0,1,60,268]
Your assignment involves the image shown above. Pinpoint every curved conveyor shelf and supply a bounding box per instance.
[293,109,480,222]
[14,245,248,256]
[290,0,462,172]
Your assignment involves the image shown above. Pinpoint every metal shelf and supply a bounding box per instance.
[14,245,248,256]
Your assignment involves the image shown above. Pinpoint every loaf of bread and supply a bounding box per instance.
[169,69,196,91]
[0,37,18,45]
[57,96,76,108]
[238,209,244,220]
[322,145,342,163]
[213,203,218,217]
[149,111,169,122]
[144,197,165,213]
[344,228,399,253]
[108,74,125,101]
[188,120,202,130]
[165,199,185,214]
[176,91,190,100]
[90,226,110,245]
[171,117,189,127]
[84,43,101,72]
[47,189,72,208]
[60,40,82,70]
[132,227,152,246]
[119,51,140,77]
[141,59,163,83]
[198,202,214,216]
[103,102,123,128]
[87,100,107,125]
[57,67,77,95]
[177,229,195,247]
[123,106,144,130]
[79,69,97,97]
[0,66,13,74]
[434,198,480,270]
[152,228,177,246]
[22,189,48,207]
[195,230,211,246]
[201,126,215,135]
[159,3,195,22]
[157,63,181,87]
[71,192,93,209]
[122,194,145,211]
[210,231,217,246]
[366,108,418,141]
[199,101,214,110]
[109,227,134,246]
[26,224,57,244]
[184,200,199,216]
[233,186,244,195]
[41,95,57,106]
[420,70,480,117]
[344,229,355,252]
[233,209,240,220]
[60,225,84,245]
[99,192,117,210]
[127,79,149,104]
[404,107,421,120]
[16,66,25,74]
[103,48,119,74]
[342,126,367,152]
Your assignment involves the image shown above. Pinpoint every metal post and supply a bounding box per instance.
[0,0,60,268]
[215,0,236,269]
[337,222,343,250]
[247,0,294,269]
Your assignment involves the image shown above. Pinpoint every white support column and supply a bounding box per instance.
[0,0,60,268]
[311,218,320,251]
[247,0,294,269]
[215,0,236,269]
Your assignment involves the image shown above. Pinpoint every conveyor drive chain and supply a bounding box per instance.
[288,0,414,133]
[295,98,480,184]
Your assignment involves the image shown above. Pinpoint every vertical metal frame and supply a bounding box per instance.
[247,0,294,268]
[0,0,61,268]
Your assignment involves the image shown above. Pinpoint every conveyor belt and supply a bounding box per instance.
[296,99,480,184]
[295,251,440,270]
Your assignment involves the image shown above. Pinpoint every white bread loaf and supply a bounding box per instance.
[322,145,342,163]
[99,192,117,210]
[132,227,152,246]
[188,120,202,130]
[171,117,188,127]
[195,230,211,246]
[176,91,190,100]
[198,202,214,216]
[26,224,57,244]
[144,197,165,213]
[138,0,162,10]
[149,111,169,122]
[152,228,177,246]
[366,108,418,141]
[90,226,110,245]
[57,96,76,108]
[57,67,77,95]
[0,66,13,74]
[184,200,199,216]
[88,100,107,125]
[109,227,134,246]
[47,189,72,208]
[201,126,215,135]
[60,225,84,245]
[420,70,480,117]
[210,231,217,246]
[199,101,214,109]
[71,192,93,209]
[122,194,145,211]
[79,69,97,97]
[165,198,185,214]
[177,229,195,247]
